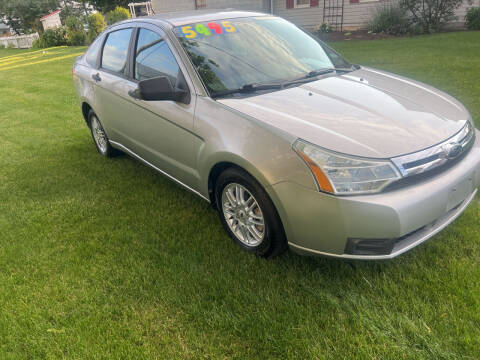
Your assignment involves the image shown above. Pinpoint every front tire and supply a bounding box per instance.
[88,110,119,157]
[215,168,287,258]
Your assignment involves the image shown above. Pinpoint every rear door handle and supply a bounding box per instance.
[92,73,101,82]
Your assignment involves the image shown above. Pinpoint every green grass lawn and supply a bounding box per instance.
[0,33,479,359]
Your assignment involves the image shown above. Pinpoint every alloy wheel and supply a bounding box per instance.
[221,183,265,247]
[90,116,108,154]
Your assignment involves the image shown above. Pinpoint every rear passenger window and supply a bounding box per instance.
[135,28,180,84]
[101,28,133,74]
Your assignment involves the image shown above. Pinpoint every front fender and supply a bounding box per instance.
[194,96,317,197]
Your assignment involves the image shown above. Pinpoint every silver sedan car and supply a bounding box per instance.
[73,10,480,259]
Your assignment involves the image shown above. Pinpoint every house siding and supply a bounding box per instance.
[343,1,382,29]
[152,0,476,29]
[273,0,393,30]
[41,12,62,31]
[450,0,480,27]
[274,0,475,30]
[205,0,270,11]
[152,0,196,12]
[273,0,323,28]
[151,0,270,13]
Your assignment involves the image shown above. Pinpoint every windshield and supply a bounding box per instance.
[175,16,351,97]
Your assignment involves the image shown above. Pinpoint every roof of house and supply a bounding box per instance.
[40,9,62,21]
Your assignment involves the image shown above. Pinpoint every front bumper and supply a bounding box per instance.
[270,130,480,259]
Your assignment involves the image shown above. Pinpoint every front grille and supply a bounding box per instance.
[391,122,475,178]
[384,136,474,192]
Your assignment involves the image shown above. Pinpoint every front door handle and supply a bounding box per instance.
[92,73,101,82]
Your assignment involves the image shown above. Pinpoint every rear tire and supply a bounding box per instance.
[88,110,120,157]
[215,167,287,258]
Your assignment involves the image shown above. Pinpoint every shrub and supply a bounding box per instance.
[368,5,410,35]
[68,30,86,46]
[87,13,106,43]
[66,16,84,33]
[33,27,68,48]
[465,7,480,30]
[0,43,5,49]
[66,16,86,46]
[104,6,130,25]
[318,22,333,33]
[400,0,463,32]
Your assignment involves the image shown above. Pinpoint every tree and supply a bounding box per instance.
[60,0,90,24]
[65,16,86,45]
[87,12,106,43]
[400,0,465,32]
[104,6,130,25]
[89,0,130,13]
[0,0,60,34]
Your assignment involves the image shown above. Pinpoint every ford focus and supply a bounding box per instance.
[73,10,480,259]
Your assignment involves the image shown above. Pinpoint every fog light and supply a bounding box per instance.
[345,238,396,256]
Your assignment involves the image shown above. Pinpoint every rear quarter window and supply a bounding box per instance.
[85,36,103,67]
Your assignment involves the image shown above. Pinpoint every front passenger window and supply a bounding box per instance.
[135,28,180,85]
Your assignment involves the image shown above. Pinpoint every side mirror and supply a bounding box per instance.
[133,76,190,104]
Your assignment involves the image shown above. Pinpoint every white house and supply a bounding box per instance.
[40,10,62,31]
[0,21,13,37]
[151,0,478,30]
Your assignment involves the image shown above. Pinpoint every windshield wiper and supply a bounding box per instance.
[279,67,355,88]
[305,68,337,78]
[212,67,356,98]
[305,66,355,78]
[212,82,282,98]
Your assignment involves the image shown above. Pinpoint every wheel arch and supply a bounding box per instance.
[207,159,291,257]
[206,156,281,213]
[81,102,93,125]
[208,161,242,207]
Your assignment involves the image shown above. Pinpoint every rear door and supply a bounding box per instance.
[92,24,135,145]
[97,23,201,191]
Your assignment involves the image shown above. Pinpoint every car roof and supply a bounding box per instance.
[129,9,269,27]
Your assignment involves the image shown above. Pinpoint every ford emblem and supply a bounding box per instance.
[440,142,463,160]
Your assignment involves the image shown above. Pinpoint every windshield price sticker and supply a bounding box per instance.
[178,21,238,38]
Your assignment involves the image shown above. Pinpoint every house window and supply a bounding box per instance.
[287,0,319,9]
[350,0,379,3]
[196,0,206,8]
[294,0,310,7]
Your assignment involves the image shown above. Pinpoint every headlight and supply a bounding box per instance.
[293,139,401,195]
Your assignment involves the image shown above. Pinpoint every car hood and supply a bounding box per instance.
[218,67,470,158]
